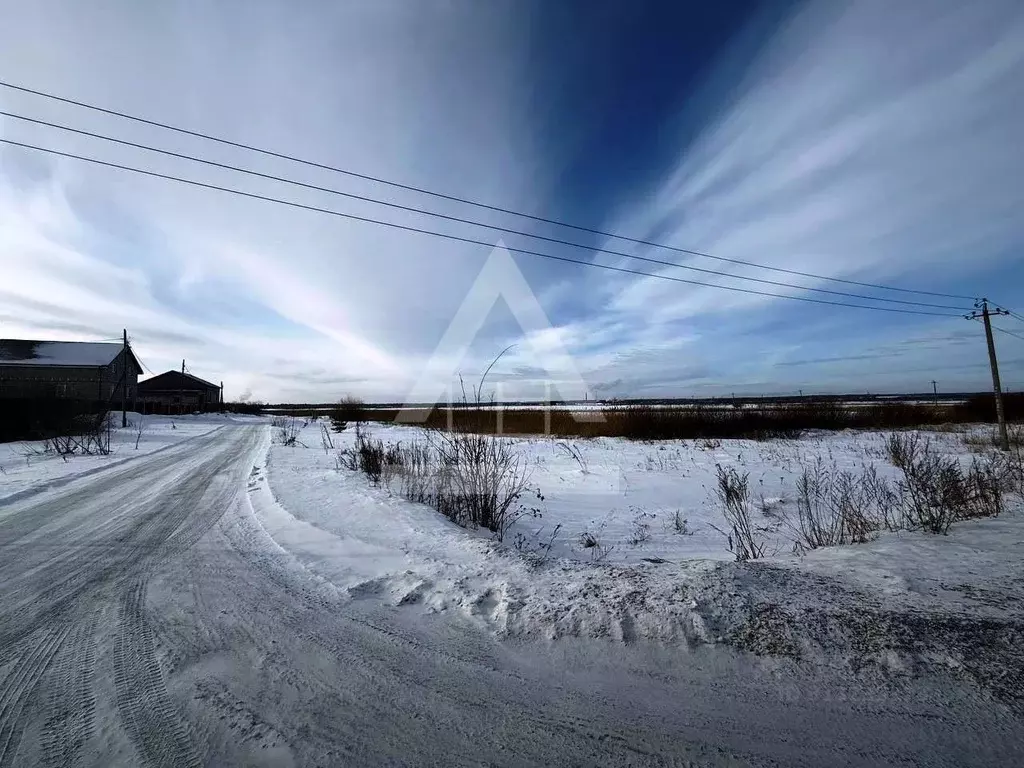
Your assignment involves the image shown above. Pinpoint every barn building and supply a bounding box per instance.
[0,339,141,403]
[137,370,222,414]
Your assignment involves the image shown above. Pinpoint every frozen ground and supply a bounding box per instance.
[1,419,1022,765]
[0,413,259,503]
[265,420,994,566]
[262,420,1024,707]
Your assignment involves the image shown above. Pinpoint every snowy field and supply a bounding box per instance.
[256,418,1024,652]
[0,412,260,503]
[266,420,1002,565]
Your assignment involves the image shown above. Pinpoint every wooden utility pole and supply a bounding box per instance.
[969,299,1010,451]
[180,359,185,416]
[931,380,938,398]
[121,329,128,428]
[220,381,224,413]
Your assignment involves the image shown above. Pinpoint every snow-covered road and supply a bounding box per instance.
[1,425,1021,767]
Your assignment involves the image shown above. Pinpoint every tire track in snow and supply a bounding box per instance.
[114,579,202,768]
[0,425,262,768]
[0,626,71,768]
[109,429,259,768]
[39,610,99,768]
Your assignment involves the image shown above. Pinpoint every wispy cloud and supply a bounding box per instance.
[0,0,546,401]
[1,0,1022,401]
[551,0,1024,395]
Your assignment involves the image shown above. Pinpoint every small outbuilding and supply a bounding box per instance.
[137,370,222,414]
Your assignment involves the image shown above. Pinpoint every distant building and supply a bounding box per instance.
[0,339,141,404]
[137,370,222,414]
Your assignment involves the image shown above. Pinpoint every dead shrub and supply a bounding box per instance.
[427,429,532,540]
[342,421,536,541]
[276,417,301,446]
[712,464,767,561]
[39,411,113,459]
[627,507,655,546]
[886,432,1008,534]
[785,458,879,553]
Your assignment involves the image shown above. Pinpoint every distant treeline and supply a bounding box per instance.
[263,391,1019,413]
[331,393,1024,441]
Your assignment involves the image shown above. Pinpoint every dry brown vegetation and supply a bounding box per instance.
[352,394,1024,441]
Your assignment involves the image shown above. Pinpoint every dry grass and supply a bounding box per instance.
[359,401,983,441]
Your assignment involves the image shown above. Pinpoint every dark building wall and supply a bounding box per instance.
[0,349,139,403]
[138,388,220,413]
[137,371,221,413]
[107,349,139,404]
[0,364,113,401]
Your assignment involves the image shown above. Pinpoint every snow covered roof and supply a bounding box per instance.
[0,339,127,368]
[138,370,220,392]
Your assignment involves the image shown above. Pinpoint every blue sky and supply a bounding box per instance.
[1,0,1023,402]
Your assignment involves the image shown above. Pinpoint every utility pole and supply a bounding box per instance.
[180,359,185,416]
[220,381,224,413]
[969,299,1010,451]
[121,328,128,428]
[931,380,938,398]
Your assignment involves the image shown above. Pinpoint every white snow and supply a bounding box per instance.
[3,418,1022,765]
[252,418,1022,645]
[0,339,124,366]
[269,421,989,565]
[0,412,261,503]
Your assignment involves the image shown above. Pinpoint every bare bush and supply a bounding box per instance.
[671,509,693,535]
[886,432,1008,534]
[1006,432,1024,495]
[428,429,532,540]
[335,447,358,472]
[785,458,879,553]
[712,464,767,561]
[355,435,386,484]
[395,441,435,504]
[512,523,562,562]
[860,463,902,531]
[628,507,655,546]
[340,419,538,542]
[964,426,1024,495]
[269,415,289,429]
[276,417,301,447]
[577,526,614,562]
[41,411,113,458]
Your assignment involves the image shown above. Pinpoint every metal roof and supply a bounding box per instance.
[138,370,220,392]
[0,339,129,368]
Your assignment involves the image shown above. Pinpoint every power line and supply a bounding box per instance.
[126,334,156,374]
[1001,308,1024,325]
[981,302,1024,330]
[970,316,1024,342]
[0,110,971,312]
[993,325,1024,342]
[0,79,977,302]
[0,137,971,319]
